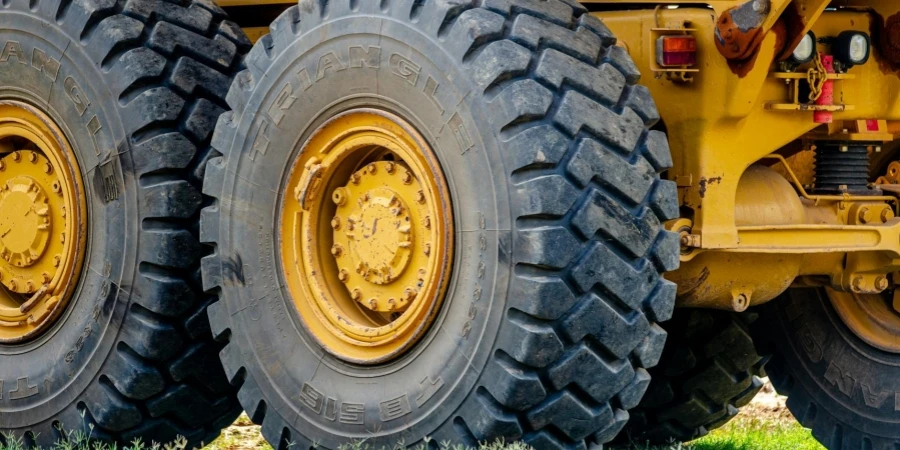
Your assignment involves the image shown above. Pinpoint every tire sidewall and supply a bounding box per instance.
[769,288,900,439]
[0,11,136,429]
[218,15,512,446]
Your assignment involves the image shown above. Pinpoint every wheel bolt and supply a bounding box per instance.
[401,171,412,184]
[367,163,377,174]
[876,275,889,291]
[44,162,52,174]
[351,289,361,301]
[350,173,361,185]
[25,281,34,293]
[332,188,347,206]
[28,152,37,163]
[424,243,431,256]
[0,160,5,171]
[852,276,864,292]
[368,298,377,309]
[8,280,16,290]
[385,162,395,173]
[416,191,425,204]
[424,216,431,229]
[338,269,349,283]
[53,255,60,267]
[331,244,343,258]
[41,272,50,284]
[331,217,341,230]
[11,152,19,162]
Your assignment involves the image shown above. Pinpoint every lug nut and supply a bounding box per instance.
[368,298,377,309]
[41,272,50,284]
[424,216,431,229]
[385,162,395,173]
[350,172,361,185]
[416,191,425,204]
[424,243,431,256]
[25,281,34,293]
[331,244,343,258]
[331,217,341,230]
[44,162,52,174]
[367,163,377,174]
[351,289,362,301]
[401,171,412,184]
[332,187,348,206]
[0,160,5,171]
[338,269,349,283]
[53,255,60,267]
[8,280,16,290]
[28,152,37,163]
[11,152,19,162]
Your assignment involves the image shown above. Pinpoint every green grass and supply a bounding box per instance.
[689,417,824,450]
[618,417,824,450]
[0,414,825,450]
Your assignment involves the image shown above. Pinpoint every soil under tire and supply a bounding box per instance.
[0,0,248,447]
[618,309,767,445]
[202,1,681,449]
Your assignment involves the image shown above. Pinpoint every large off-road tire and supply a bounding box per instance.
[202,1,681,449]
[0,0,247,447]
[754,288,900,449]
[617,309,767,445]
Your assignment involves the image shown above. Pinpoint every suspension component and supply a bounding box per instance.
[812,141,879,195]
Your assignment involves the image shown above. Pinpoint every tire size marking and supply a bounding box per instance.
[786,298,900,411]
[299,375,444,426]
[64,281,107,377]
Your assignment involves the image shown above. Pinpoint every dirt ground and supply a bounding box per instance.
[741,378,793,423]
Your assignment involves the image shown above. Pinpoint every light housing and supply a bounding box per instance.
[833,31,870,67]
[656,35,697,67]
[790,31,816,64]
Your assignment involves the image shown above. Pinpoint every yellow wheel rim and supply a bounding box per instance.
[0,101,86,343]
[828,289,900,353]
[281,109,453,364]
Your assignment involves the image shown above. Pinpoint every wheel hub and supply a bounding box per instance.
[828,289,900,353]
[280,109,452,364]
[332,162,434,314]
[0,102,86,343]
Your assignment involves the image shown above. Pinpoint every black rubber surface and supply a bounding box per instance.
[202,1,680,449]
[617,309,767,446]
[0,0,247,447]
[754,288,900,450]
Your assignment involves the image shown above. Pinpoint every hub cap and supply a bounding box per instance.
[280,109,453,364]
[0,102,86,343]
[829,289,900,353]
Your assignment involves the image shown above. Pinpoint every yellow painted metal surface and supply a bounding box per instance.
[0,101,86,343]
[280,109,452,364]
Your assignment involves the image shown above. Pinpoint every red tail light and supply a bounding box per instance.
[656,35,697,67]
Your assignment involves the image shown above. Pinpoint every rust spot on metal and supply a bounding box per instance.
[715,3,766,61]
[697,176,722,199]
[871,10,900,76]
[717,0,803,77]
